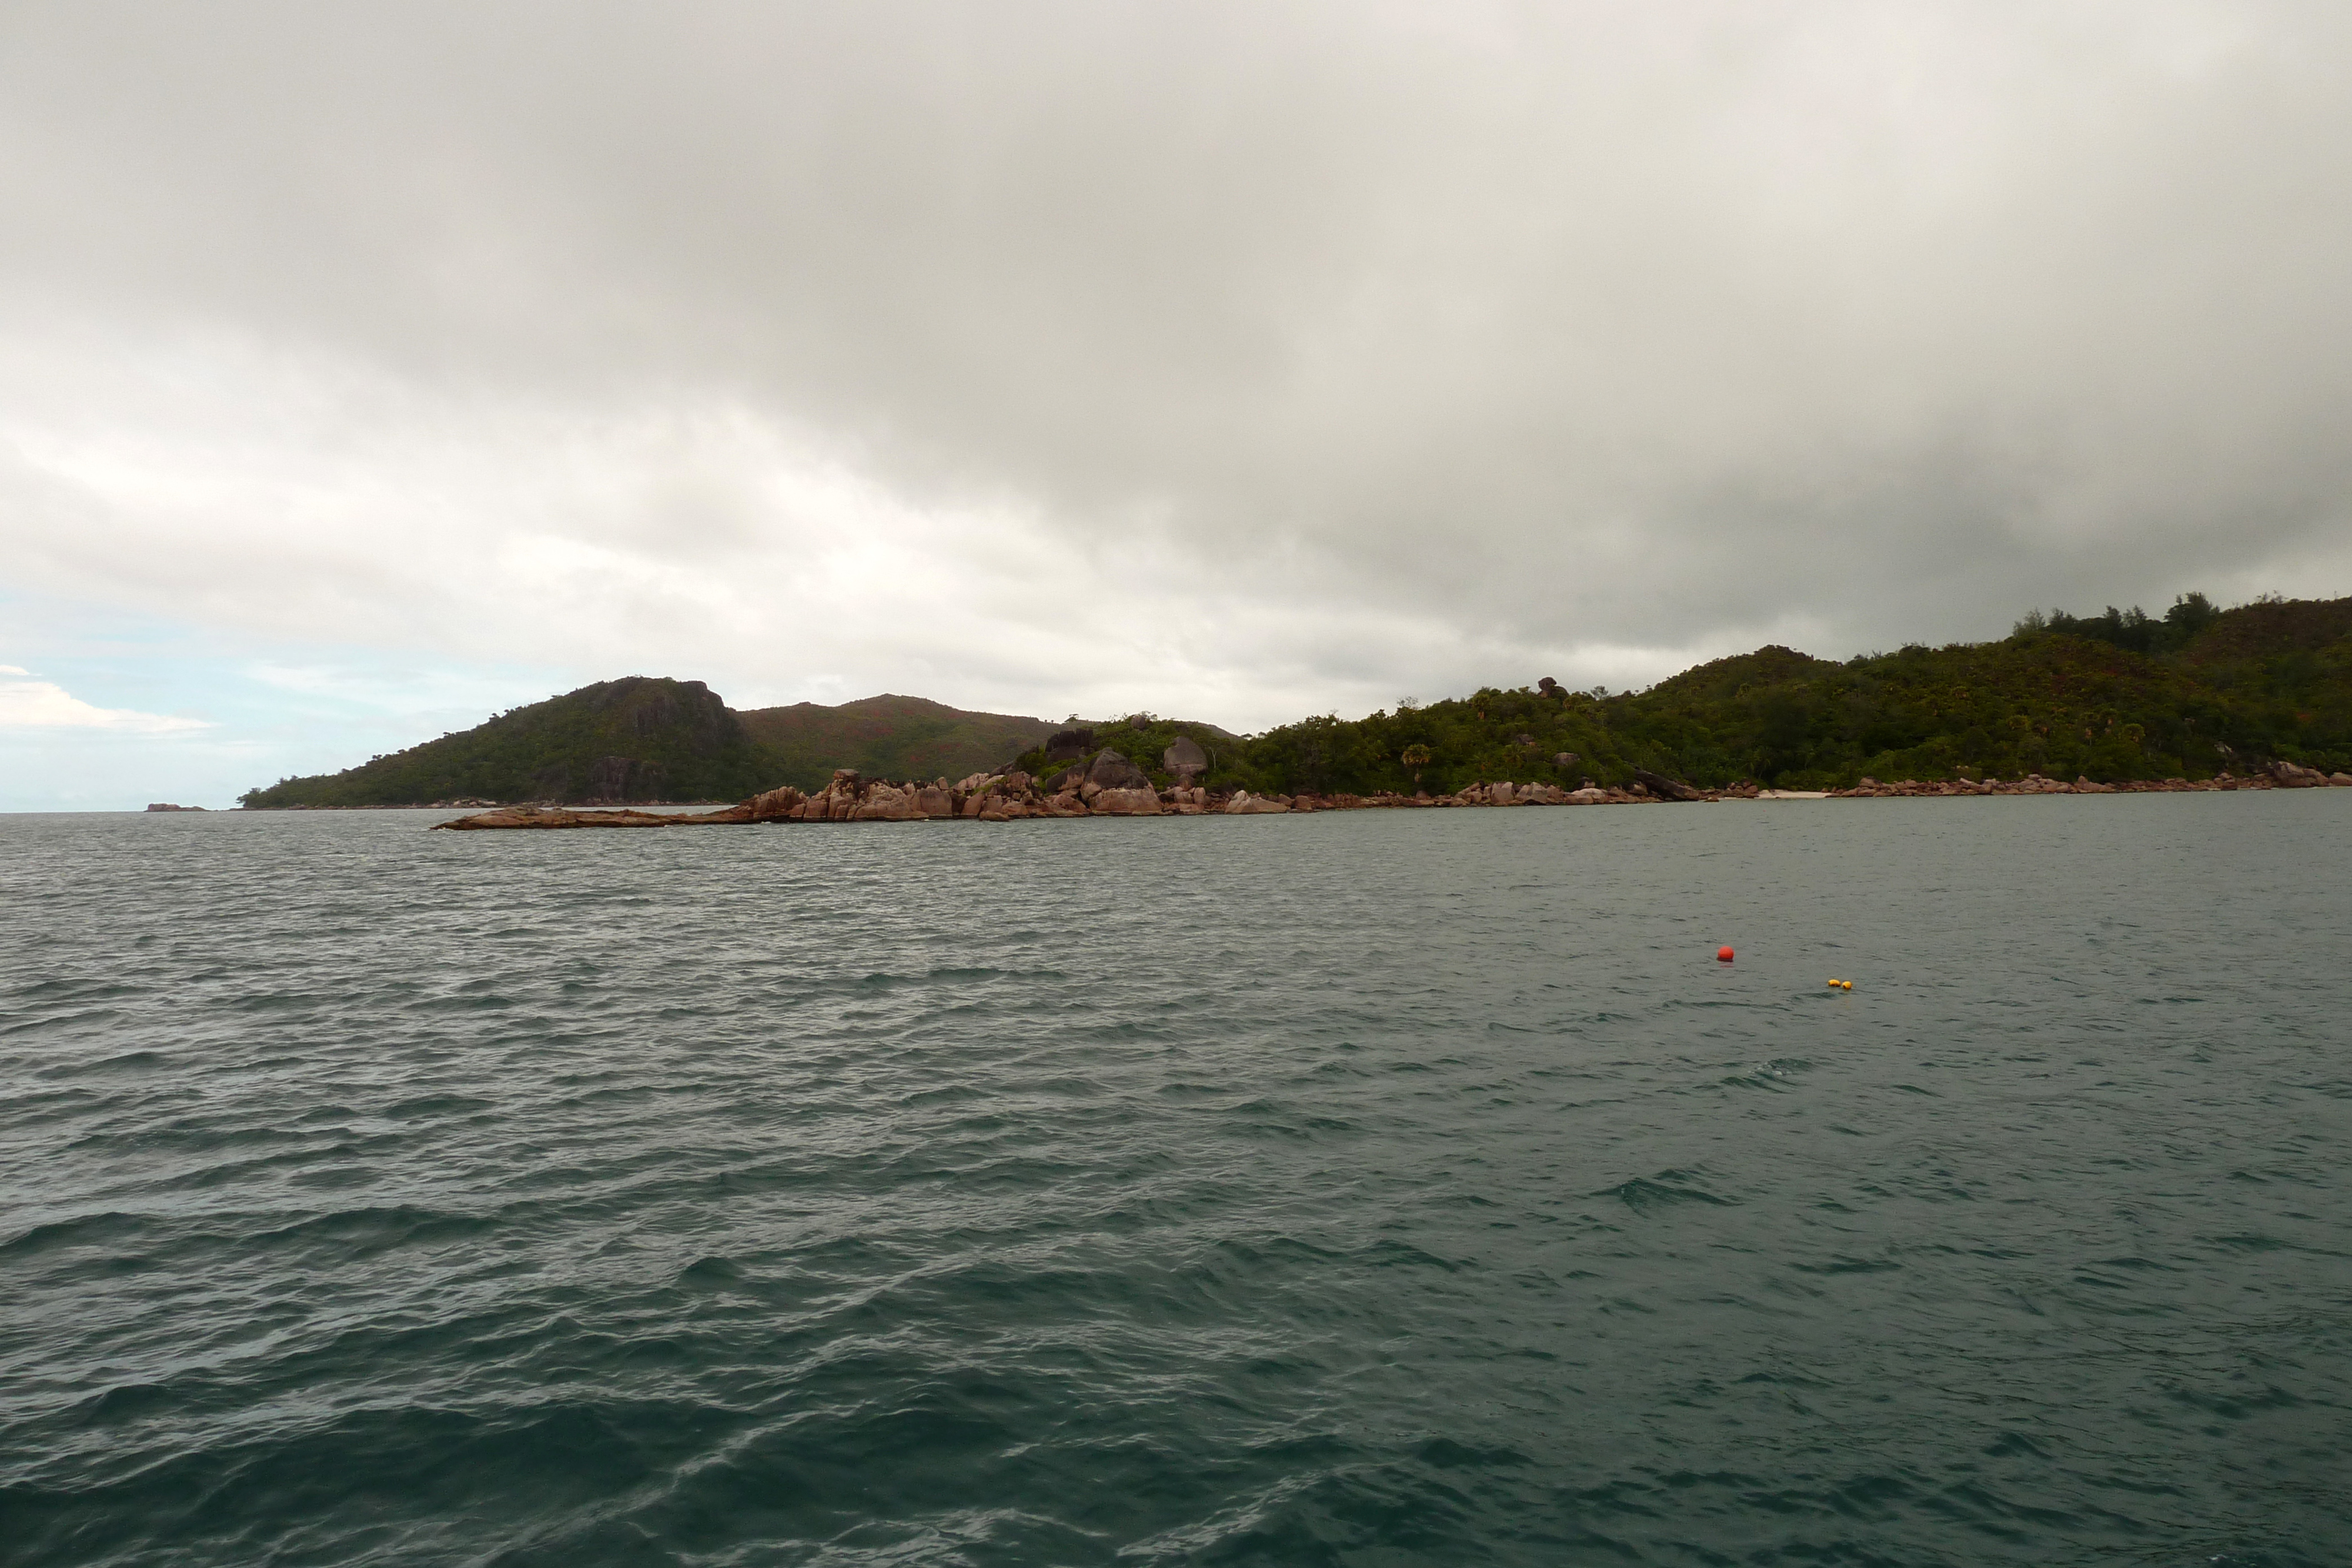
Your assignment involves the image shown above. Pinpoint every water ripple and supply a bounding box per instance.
[3,798,2350,1564]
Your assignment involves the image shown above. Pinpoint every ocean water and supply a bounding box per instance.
[2,797,2348,1567]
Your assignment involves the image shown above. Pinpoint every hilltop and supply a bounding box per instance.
[239,678,775,808]
[239,684,1053,807]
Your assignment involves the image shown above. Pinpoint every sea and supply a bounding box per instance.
[2,796,2348,1567]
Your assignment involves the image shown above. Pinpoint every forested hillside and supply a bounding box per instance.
[736,696,1054,791]
[242,683,1051,806]
[240,678,776,807]
[1221,593,2349,797]
[1029,594,2351,799]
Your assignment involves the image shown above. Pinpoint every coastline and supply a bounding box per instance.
[427,760,2352,830]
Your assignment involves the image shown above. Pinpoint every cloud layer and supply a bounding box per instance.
[0,667,210,733]
[5,0,2351,744]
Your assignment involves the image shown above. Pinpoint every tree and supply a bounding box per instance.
[1400,743,1433,788]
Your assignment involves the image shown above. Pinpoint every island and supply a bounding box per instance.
[235,590,2350,820]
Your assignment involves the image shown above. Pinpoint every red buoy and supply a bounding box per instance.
[1717,945,1735,962]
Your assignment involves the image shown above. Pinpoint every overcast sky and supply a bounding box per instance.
[5,1,2350,806]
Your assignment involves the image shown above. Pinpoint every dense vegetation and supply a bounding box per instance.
[1020,593,2352,797]
[1009,717,1242,793]
[245,592,2351,806]
[737,696,1054,791]
[242,683,1054,806]
[241,678,778,807]
[2011,591,2224,657]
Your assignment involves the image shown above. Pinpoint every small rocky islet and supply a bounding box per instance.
[431,750,2350,830]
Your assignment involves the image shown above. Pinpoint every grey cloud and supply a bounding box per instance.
[5,0,2350,720]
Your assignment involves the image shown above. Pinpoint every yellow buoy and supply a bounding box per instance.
[1828,979,1842,988]
[1841,981,1853,990]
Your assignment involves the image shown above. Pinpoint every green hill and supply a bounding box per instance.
[240,677,775,807]
[240,683,1055,807]
[1195,592,2351,797]
[736,696,1055,791]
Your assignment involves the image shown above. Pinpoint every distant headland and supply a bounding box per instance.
[242,590,2352,813]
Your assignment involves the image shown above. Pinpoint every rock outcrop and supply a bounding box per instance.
[799,770,861,821]
[747,785,807,820]
[1164,736,1209,784]
[1632,768,1705,803]
[1164,785,1210,814]
[1224,791,1290,814]
[1824,770,2331,797]
[851,782,925,821]
[435,804,740,830]
[1088,786,1163,815]
[1085,748,1153,792]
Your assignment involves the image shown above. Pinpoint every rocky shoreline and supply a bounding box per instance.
[426,751,2351,830]
[1829,760,2349,796]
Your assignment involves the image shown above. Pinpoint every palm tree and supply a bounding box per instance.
[1400,743,1432,789]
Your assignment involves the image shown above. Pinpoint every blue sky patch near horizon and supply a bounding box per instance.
[0,597,579,810]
